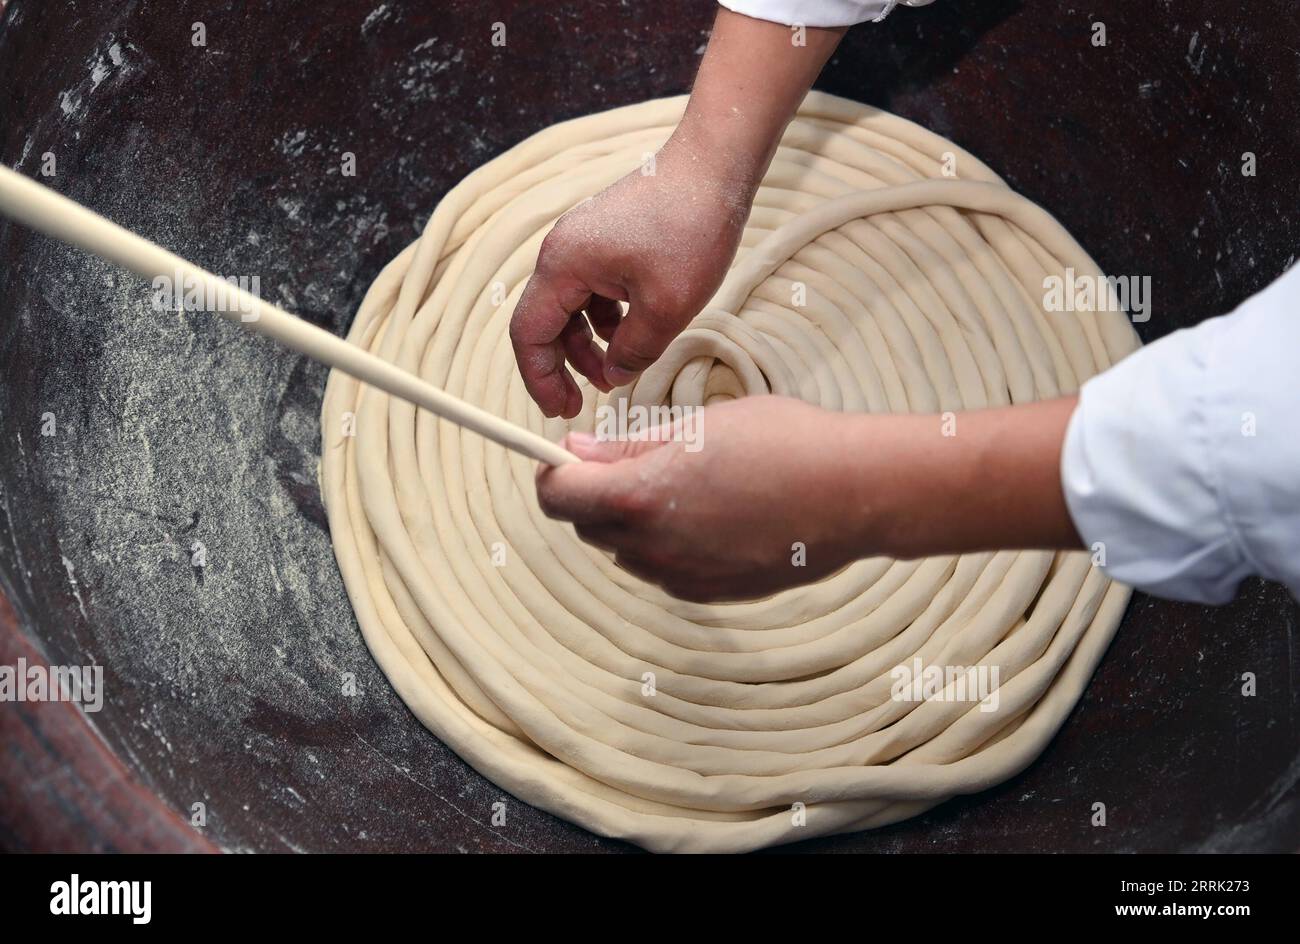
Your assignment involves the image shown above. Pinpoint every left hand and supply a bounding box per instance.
[535,396,870,602]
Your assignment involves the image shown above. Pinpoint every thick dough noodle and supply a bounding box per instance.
[319,92,1139,853]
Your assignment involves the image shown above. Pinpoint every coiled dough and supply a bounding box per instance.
[319,92,1139,853]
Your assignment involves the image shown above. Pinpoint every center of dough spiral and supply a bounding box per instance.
[319,92,1138,853]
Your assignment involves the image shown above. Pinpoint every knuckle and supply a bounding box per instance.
[509,291,544,345]
[538,220,579,265]
[611,334,663,371]
[538,224,566,257]
[507,309,529,345]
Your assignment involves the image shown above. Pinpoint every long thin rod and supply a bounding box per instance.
[0,166,577,466]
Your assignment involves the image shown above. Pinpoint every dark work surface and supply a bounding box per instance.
[0,0,1296,853]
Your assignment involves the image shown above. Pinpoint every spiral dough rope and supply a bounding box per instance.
[319,92,1139,853]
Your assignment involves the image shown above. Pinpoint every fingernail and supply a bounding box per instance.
[568,431,596,449]
[605,364,638,386]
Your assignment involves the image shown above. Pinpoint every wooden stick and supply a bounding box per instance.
[0,166,578,466]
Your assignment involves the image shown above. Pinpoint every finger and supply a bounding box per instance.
[573,521,624,553]
[564,430,665,463]
[613,550,668,584]
[535,456,637,525]
[585,295,623,344]
[603,298,683,387]
[510,271,595,419]
[559,314,612,393]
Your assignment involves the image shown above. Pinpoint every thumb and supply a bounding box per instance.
[564,430,665,463]
[602,299,682,387]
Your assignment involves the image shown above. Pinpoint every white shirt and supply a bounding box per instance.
[1062,263,1300,604]
[720,0,935,28]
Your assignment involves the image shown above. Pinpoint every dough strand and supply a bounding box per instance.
[320,92,1138,853]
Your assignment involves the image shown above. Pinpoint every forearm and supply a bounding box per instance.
[841,399,1083,559]
[668,7,845,195]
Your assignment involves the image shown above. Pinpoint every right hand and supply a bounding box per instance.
[509,133,751,418]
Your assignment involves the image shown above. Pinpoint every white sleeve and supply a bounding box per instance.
[1061,263,1300,605]
[718,0,935,28]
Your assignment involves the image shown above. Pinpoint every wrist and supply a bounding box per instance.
[663,110,766,204]
[818,411,914,559]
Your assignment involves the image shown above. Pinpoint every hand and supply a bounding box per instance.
[509,133,750,419]
[535,395,1085,603]
[536,397,869,601]
[510,8,850,419]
